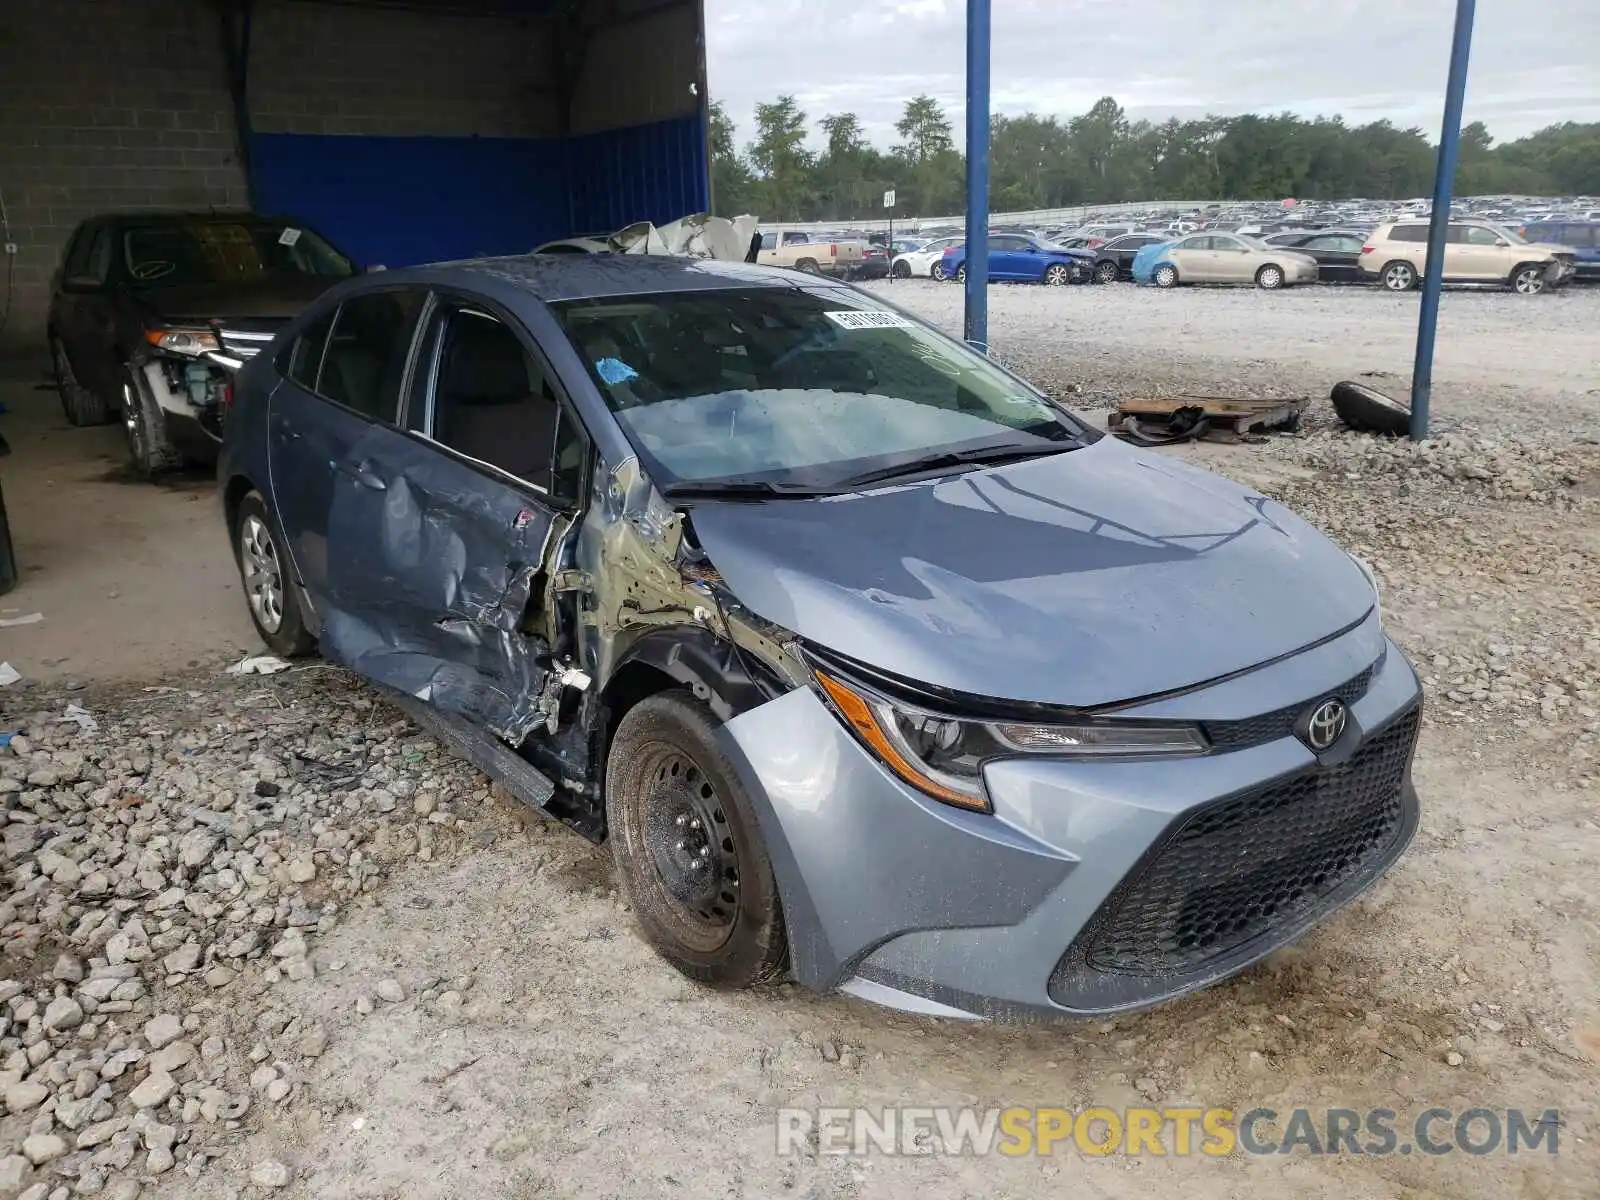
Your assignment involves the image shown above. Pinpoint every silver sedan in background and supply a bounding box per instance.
[1145,233,1320,289]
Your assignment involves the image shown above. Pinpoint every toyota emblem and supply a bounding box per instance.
[1304,698,1348,752]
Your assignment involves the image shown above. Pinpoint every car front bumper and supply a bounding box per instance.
[716,611,1421,1019]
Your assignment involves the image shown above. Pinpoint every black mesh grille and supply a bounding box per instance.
[1075,704,1420,978]
[1203,663,1376,750]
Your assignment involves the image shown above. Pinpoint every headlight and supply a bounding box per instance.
[813,670,1208,813]
[144,327,220,356]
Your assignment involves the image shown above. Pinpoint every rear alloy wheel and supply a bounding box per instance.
[930,260,948,281]
[794,259,820,275]
[1382,261,1418,291]
[1255,264,1285,290]
[1153,264,1179,289]
[1094,260,1119,285]
[1511,264,1547,295]
[52,337,112,426]
[891,260,912,278]
[607,690,788,988]
[232,491,315,657]
[1043,263,1072,286]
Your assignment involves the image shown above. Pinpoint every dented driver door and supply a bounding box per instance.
[320,295,569,746]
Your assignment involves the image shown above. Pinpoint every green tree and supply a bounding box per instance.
[708,101,758,216]
[895,95,955,164]
[747,95,814,220]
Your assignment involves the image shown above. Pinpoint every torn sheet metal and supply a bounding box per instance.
[607,213,759,261]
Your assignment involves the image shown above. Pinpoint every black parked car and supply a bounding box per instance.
[47,211,355,474]
[1091,232,1170,283]
[1257,230,1367,282]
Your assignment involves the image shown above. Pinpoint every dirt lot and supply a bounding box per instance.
[0,284,1597,1200]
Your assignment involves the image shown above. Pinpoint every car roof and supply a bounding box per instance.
[88,210,282,225]
[391,253,841,304]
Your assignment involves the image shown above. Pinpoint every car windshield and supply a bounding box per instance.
[122,220,355,287]
[551,288,1085,490]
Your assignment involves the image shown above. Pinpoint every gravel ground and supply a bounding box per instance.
[1,286,1598,1199]
[864,279,1600,438]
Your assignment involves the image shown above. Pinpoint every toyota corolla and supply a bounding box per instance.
[219,255,1422,1019]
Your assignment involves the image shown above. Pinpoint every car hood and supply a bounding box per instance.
[1052,248,1097,261]
[133,276,342,323]
[688,439,1375,708]
[1525,240,1577,255]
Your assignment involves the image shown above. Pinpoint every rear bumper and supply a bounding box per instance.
[845,260,891,280]
[719,613,1423,1019]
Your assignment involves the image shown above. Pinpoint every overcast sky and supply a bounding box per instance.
[705,0,1600,149]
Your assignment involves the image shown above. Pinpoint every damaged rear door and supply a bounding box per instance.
[322,291,588,745]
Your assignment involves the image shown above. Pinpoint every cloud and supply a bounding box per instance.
[706,0,1600,148]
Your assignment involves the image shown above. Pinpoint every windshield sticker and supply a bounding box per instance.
[824,309,915,331]
[595,356,639,385]
[278,227,302,247]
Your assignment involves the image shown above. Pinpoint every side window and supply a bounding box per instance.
[759,232,777,251]
[429,308,561,492]
[62,225,94,277]
[285,306,337,390]
[1462,226,1501,246]
[84,227,114,284]
[782,232,808,245]
[319,291,422,422]
[1391,225,1427,243]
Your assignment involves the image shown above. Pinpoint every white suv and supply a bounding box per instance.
[1358,220,1577,295]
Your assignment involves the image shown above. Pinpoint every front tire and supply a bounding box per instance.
[121,368,182,478]
[1255,264,1285,290]
[52,337,112,426]
[1094,260,1119,285]
[1381,261,1418,291]
[1510,264,1547,295]
[1042,263,1072,286]
[930,260,948,281]
[607,690,788,988]
[232,491,315,657]
[955,264,968,284]
[891,260,912,278]
[1153,263,1179,289]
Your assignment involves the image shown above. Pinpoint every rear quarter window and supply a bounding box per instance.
[1389,225,1429,243]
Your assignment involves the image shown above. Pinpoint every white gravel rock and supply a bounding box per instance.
[250,1160,293,1188]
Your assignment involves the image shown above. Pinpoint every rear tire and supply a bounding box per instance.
[231,491,315,657]
[1153,263,1179,289]
[607,689,789,988]
[794,259,820,275]
[52,336,112,426]
[1255,264,1285,290]
[1094,260,1119,285]
[1510,264,1546,295]
[1381,261,1418,291]
[955,264,967,284]
[930,260,948,281]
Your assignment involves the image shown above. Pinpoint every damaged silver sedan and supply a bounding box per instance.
[218,255,1422,1019]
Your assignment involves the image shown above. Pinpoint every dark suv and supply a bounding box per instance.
[1517,220,1599,281]
[47,211,355,474]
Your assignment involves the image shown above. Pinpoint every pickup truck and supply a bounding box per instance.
[755,229,864,275]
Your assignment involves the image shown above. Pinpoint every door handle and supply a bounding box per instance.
[339,459,387,491]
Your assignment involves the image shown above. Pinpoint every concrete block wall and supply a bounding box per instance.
[0,0,248,354]
[247,1,557,138]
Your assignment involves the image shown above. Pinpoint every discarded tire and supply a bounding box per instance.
[1331,380,1411,437]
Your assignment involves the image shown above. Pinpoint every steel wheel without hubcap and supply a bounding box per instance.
[1043,263,1072,286]
[239,514,285,634]
[637,744,741,950]
[1094,260,1119,284]
[1256,264,1285,290]
[1382,262,1417,291]
[1512,265,1546,295]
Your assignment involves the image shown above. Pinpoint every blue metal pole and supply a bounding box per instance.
[1409,0,1476,442]
[963,0,991,349]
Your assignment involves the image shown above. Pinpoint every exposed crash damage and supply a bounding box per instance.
[220,252,1423,1020]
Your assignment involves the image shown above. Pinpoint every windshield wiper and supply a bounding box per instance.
[659,479,842,502]
[838,441,1076,489]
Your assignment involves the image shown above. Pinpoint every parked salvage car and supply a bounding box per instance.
[48,211,355,473]
[1132,233,1318,289]
[754,229,863,276]
[1091,232,1169,283]
[892,235,962,279]
[1357,220,1577,294]
[942,234,1095,285]
[219,255,1421,1019]
[1258,230,1369,282]
[1516,220,1600,281]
